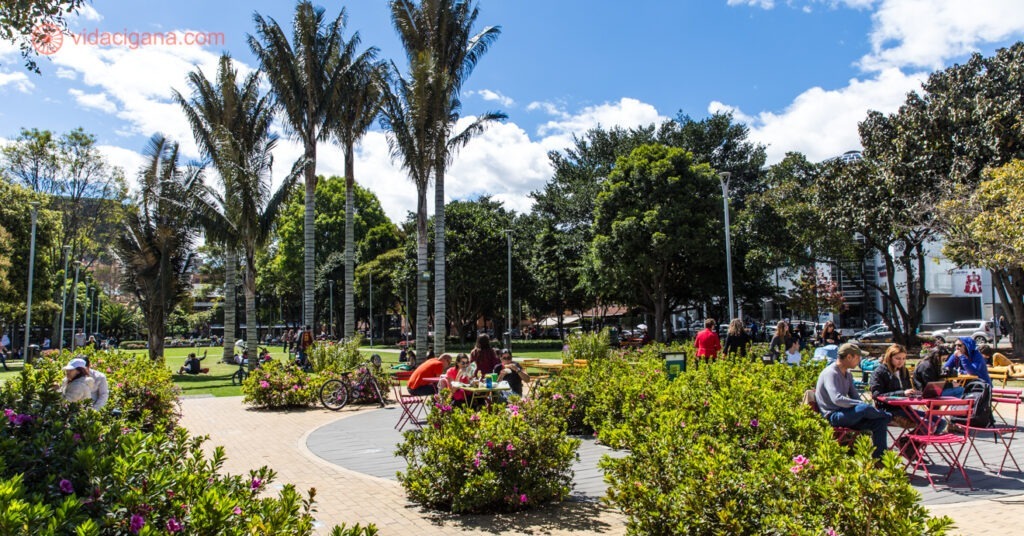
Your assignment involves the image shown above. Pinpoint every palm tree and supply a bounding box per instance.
[176,54,306,369]
[389,0,504,353]
[114,135,203,361]
[249,1,352,331]
[327,38,382,341]
[379,57,435,355]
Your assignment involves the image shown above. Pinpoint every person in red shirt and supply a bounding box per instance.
[408,353,451,396]
[694,318,721,360]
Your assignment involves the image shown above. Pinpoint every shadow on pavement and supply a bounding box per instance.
[418,499,619,535]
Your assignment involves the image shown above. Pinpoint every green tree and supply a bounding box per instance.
[0,179,61,335]
[114,135,203,360]
[591,144,722,342]
[0,0,87,72]
[389,0,505,353]
[328,43,382,341]
[249,1,352,329]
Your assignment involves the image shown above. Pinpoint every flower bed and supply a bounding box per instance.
[396,394,579,513]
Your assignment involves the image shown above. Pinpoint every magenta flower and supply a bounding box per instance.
[233,506,243,515]
[519,493,528,504]
[790,465,802,475]
[793,455,809,466]
[73,433,82,442]
[259,380,270,389]
[749,419,759,428]
[129,513,145,534]
[469,413,480,422]
[166,517,183,533]
[3,408,13,422]
[506,443,516,452]
[639,393,646,399]
[552,393,563,400]
[826,529,837,536]
[59,479,74,494]
[250,477,263,490]
[486,440,494,448]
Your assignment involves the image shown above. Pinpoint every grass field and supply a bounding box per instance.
[0,344,568,397]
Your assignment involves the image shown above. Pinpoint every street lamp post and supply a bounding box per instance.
[59,244,71,351]
[70,260,81,349]
[84,286,93,337]
[23,201,40,360]
[94,288,100,336]
[368,273,373,347]
[719,172,736,321]
[328,280,334,338]
[505,229,513,351]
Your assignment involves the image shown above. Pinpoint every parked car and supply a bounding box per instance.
[931,320,994,345]
[854,326,894,343]
[853,323,887,340]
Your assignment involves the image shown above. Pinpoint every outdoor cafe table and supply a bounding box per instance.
[452,382,510,406]
[876,395,962,459]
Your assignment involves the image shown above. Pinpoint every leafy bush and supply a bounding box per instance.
[241,361,317,408]
[307,336,365,374]
[563,329,611,364]
[119,340,147,350]
[0,363,328,534]
[597,360,953,535]
[396,394,579,513]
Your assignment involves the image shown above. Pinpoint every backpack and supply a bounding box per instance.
[953,380,994,428]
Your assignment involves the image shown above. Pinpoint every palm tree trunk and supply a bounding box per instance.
[416,182,429,355]
[223,248,237,363]
[146,303,165,362]
[245,253,259,372]
[434,166,446,354]
[344,144,355,340]
[303,143,317,330]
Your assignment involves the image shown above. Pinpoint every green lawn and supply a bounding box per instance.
[1,344,568,396]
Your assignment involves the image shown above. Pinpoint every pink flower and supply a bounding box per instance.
[749,419,759,428]
[3,408,13,422]
[129,513,145,534]
[506,443,516,452]
[233,506,242,515]
[250,477,263,490]
[639,393,646,399]
[826,529,837,536]
[521,459,528,467]
[469,413,480,422]
[166,517,182,533]
[486,440,494,448]
[790,465,802,474]
[519,493,528,504]
[793,455,809,466]
[552,393,563,400]
[59,479,74,494]
[259,380,270,388]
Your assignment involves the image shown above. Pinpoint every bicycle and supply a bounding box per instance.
[320,355,385,411]
[231,347,273,386]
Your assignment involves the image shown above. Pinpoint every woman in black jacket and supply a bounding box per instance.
[871,344,920,429]
[723,318,751,357]
[819,321,841,345]
[912,346,963,398]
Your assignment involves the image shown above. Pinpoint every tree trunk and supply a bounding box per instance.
[244,253,259,372]
[434,167,446,355]
[653,294,666,344]
[995,267,1024,356]
[223,249,236,363]
[303,142,317,330]
[146,300,165,362]
[344,144,355,340]
[416,182,429,356]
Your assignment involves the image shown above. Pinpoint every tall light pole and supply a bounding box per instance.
[328,280,334,338]
[719,172,735,321]
[84,286,93,337]
[94,288,100,336]
[59,244,71,351]
[23,201,40,360]
[368,273,373,347]
[70,260,81,349]
[505,229,513,351]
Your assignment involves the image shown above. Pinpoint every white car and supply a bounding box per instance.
[931,320,994,345]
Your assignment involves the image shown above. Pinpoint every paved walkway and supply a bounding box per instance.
[180,396,1024,535]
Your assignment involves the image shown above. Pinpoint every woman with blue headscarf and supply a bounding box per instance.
[944,336,992,385]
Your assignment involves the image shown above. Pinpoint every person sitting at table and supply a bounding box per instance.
[407,353,451,396]
[978,345,1012,367]
[769,321,794,358]
[495,349,531,397]
[912,347,964,398]
[815,343,892,458]
[945,337,992,385]
[870,344,921,426]
[783,339,802,366]
[444,353,473,405]
[470,334,500,380]
[694,319,721,360]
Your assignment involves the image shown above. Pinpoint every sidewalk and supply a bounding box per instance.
[179,396,625,535]
[179,396,1020,535]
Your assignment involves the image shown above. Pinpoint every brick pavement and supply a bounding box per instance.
[180,396,1024,536]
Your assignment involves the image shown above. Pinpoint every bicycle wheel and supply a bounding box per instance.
[231,369,247,386]
[320,379,349,410]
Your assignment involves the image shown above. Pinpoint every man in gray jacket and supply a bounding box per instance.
[815,342,891,457]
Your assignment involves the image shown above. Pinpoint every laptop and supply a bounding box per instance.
[921,381,945,399]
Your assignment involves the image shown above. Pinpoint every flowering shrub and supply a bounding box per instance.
[597,360,954,535]
[396,393,579,513]
[563,328,612,364]
[241,360,316,408]
[0,364,333,534]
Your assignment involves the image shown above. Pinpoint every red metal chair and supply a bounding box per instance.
[964,388,1021,475]
[905,398,975,489]
[392,379,427,431]
[802,389,864,446]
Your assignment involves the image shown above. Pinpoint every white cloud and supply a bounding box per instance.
[0,71,34,93]
[727,0,776,8]
[720,68,925,163]
[859,0,1024,71]
[707,101,755,125]
[535,97,668,152]
[56,68,77,79]
[472,89,514,107]
[68,88,117,113]
[74,5,104,23]
[526,100,569,119]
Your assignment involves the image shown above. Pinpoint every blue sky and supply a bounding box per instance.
[2,0,1023,221]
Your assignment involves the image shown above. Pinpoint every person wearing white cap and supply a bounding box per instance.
[61,357,95,404]
[80,355,109,410]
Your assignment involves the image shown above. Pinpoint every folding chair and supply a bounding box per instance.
[801,389,863,447]
[964,388,1021,475]
[392,379,427,431]
[905,398,974,489]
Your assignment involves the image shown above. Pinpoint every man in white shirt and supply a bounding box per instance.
[73,329,86,350]
[80,355,109,410]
